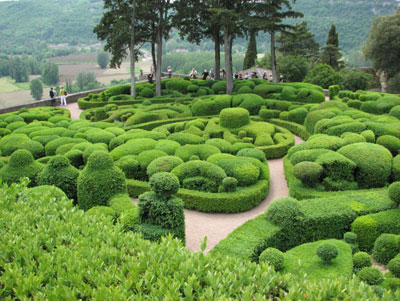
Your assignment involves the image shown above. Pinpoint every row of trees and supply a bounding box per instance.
[0,55,59,85]
[94,0,303,97]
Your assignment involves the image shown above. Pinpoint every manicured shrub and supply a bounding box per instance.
[165,79,191,93]
[231,94,265,115]
[304,64,343,89]
[77,151,127,211]
[315,152,356,182]
[237,148,266,162]
[338,143,392,188]
[259,109,280,120]
[287,108,308,125]
[218,177,238,193]
[265,197,304,228]
[172,160,226,193]
[358,267,384,285]
[138,172,185,241]
[382,278,400,291]
[216,158,260,187]
[110,138,157,161]
[191,95,231,116]
[388,257,400,278]
[37,155,80,200]
[352,252,372,270]
[0,149,42,187]
[175,144,221,162]
[361,130,375,143]
[293,161,323,187]
[344,232,357,244]
[140,87,155,98]
[86,128,116,145]
[211,81,227,94]
[85,206,116,220]
[82,143,108,163]
[259,248,284,271]
[389,182,400,207]
[376,135,400,155]
[329,85,340,99]
[205,138,232,153]
[341,132,365,145]
[94,108,107,121]
[220,108,250,128]
[373,234,400,265]
[147,156,184,178]
[316,243,339,263]
[137,149,168,170]
[167,133,205,145]
[115,156,140,179]
[64,149,84,168]
[304,110,336,134]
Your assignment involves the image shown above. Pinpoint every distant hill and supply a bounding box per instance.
[0,0,399,55]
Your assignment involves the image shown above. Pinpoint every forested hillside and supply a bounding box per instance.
[0,0,398,55]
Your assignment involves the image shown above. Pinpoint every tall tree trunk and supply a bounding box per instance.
[129,2,136,99]
[214,34,221,81]
[224,31,233,94]
[151,41,157,74]
[271,31,277,83]
[155,32,162,97]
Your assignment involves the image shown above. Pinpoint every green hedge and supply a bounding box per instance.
[351,209,400,251]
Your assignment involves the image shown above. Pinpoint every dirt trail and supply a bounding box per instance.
[65,102,303,252]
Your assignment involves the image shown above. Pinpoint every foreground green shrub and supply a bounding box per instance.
[265,197,304,228]
[77,151,127,211]
[304,64,343,89]
[358,267,384,286]
[353,252,372,270]
[388,257,400,278]
[389,182,400,207]
[220,108,250,128]
[37,155,80,200]
[316,243,339,263]
[293,161,323,187]
[0,149,42,187]
[373,234,400,265]
[259,248,284,271]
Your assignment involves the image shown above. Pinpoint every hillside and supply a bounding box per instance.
[0,0,399,55]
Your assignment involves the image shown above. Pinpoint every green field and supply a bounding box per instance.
[0,77,31,94]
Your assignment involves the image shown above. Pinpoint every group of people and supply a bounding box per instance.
[189,68,226,80]
[49,86,68,106]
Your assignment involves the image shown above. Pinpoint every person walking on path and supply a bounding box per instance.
[49,87,56,106]
[167,66,172,78]
[59,86,67,106]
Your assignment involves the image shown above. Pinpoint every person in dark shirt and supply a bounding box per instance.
[202,69,209,80]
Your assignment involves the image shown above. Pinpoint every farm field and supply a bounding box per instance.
[1,77,400,299]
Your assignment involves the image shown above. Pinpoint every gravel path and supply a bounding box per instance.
[65,102,303,252]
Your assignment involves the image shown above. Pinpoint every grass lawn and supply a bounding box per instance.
[0,77,27,93]
[283,239,353,281]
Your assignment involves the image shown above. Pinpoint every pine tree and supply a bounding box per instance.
[243,29,258,70]
[30,79,43,100]
[320,24,343,70]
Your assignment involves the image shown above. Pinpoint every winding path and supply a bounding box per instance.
[65,102,303,252]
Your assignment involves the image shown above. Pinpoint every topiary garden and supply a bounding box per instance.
[3,78,400,297]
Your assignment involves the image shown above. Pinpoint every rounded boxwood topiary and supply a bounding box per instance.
[149,172,180,199]
[338,143,393,188]
[219,108,250,128]
[237,148,266,162]
[115,156,140,179]
[352,252,372,270]
[383,278,400,291]
[64,149,84,168]
[140,87,155,98]
[259,248,284,271]
[265,197,304,228]
[147,156,184,178]
[358,267,384,285]
[376,135,400,155]
[218,177,238,193]
[37,155,80,201]
[388,257,400,278]
[389,182,400,207]
[316,243,339,263]
[373,234,400,265]
[0,149,42,187]
[77,151,127,211]
[344,232,358,244]
[293,161,323,187]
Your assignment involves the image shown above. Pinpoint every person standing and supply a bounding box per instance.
[209,68,215,80]
[190,68,197,79]
[59,86,67,106]
[167,66,172,78]
[202,69,209,80]
[49,87,56,107]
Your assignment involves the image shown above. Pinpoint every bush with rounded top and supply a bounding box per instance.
[358,267,384,285]
[140,87,155,98]
[211,81,227,94]
[376,135,400,155]
[220,108,250,128]
[353,252,372,270]
[231,94,265,115]
[147,156,184,178]
[304,64,343,89]
[389,182,400,206]
[218,177,238,193]
[64,149,84,168]
[165,79,191,93]
[37,155,80,200]
[338,143,392,188]
[77,151,127,211]
[149,172,180,198]
[265,197,304,228]
[373,234,400,265]
[86,128,116,145]
[82,143,108,163]
[293,161,323,187]
[175,144,220,162]
[167,132,205,145]
[216,158,260,187]
[237,148,266,162]
[316,243,339,263]
[109,136,124,150]
[115,156,140,179]
[205,138,232,153]
[137,149,168,170]
[388,257,400,278]
[259,248,284,271]
[288,108,308,125]
[0,149,42,187]
[344,232,357,244]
